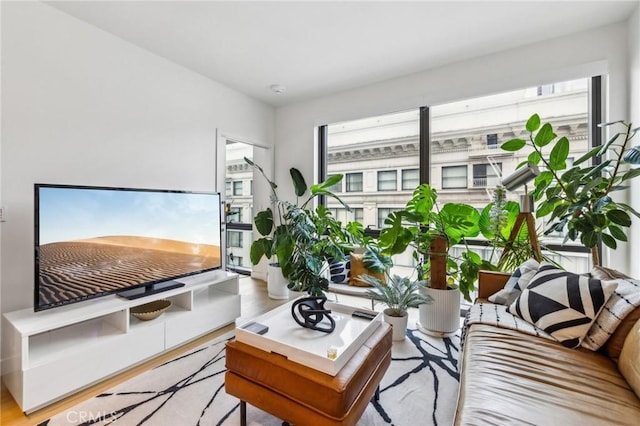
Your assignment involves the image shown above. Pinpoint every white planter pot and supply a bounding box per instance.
[418,286,460,335]
[267,263,290,300]
[383,308,409,341]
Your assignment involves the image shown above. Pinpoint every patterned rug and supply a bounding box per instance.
[41,321,460,426]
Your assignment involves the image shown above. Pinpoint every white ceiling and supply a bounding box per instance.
[47,1,639,107]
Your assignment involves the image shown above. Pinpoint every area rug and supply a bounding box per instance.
[40,323,460,426]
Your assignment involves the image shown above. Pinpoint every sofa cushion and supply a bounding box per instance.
[582,277,640,351]
[619,318,640,399]
[605,306,640,361]
[455,324,640,425]
[508,262,617,348]
[487,258,539,305]
[349,253,385,287]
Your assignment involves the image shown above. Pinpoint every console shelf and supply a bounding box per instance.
[2,270,240,413]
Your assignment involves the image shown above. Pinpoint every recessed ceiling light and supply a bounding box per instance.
[269,84,286,94]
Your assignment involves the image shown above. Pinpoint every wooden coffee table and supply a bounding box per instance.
[225,299,392,426]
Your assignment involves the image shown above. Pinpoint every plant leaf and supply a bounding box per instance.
[609,225,628,242]
[289,168,307,197]
[621,167,640,182]
[501,138,526,152]
[601,233,617,249]
[534,123,556,147]
[526,114,541,132]
[549,136,569,170]
[607,209,632,227]
[254,208,274,236]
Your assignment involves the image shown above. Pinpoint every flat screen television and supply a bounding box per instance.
[35,184,222,311]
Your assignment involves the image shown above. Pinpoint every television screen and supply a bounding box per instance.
[35,184,222,311]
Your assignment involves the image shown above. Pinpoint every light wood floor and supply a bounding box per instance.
[0,277,299,426]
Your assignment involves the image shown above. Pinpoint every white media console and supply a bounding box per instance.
[2,270,240,413]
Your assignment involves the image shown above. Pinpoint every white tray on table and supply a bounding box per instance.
[235,299,382,376]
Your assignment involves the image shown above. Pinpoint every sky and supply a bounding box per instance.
[37,186,221,246]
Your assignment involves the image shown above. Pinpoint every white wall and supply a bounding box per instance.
[628,4,640,278]
[0,2,275,314]
[275,21,633,273]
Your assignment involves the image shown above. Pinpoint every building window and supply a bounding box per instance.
[249,180,253,195]
[487,134,498,146]
[327,174,342,193]
[472,163,502,188]
[233,181,243,196]
[377,170,397,191]
[537,84,555,96]
[227,231,243,248]
[330,207,364,224]
[227,207,242,223]
[225,181,232,196]
[346,172,363,192]
[401,168,419,190]
[353,208,364,223]
[442,166,467,189]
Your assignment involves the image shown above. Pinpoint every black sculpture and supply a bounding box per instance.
[291,296,335,333]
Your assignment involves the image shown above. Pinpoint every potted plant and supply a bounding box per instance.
[245,157,352,299]
[371,184,483,334]
[357,271,432,341]
[500,114,640,266]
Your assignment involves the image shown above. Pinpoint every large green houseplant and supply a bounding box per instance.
[246,158,352,297]
[366,184,482,334]
[373,183,483,301]
[501,114,640,266]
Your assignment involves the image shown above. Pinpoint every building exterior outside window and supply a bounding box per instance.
[325,78,591,274]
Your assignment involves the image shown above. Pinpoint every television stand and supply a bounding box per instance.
[117,280,185,300]
[2,270,240,413]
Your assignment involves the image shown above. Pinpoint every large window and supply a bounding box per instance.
[321,77,595,274]
[442,165,467,189]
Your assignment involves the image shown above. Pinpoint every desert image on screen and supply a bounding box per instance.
[37,187,221,308]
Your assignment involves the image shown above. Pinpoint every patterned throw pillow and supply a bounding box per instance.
[582,277,640,351]
[329,259,350,284]
[508,262,618,348]
[488,258,540,305]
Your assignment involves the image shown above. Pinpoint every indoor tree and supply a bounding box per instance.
[500,114,640,266]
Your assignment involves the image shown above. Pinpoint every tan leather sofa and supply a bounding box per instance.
[454,271,640,425]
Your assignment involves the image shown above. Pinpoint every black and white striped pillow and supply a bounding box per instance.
[329,259,351,284]
[508,262,618,348]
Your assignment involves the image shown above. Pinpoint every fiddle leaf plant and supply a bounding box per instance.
[501,115,640,266]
